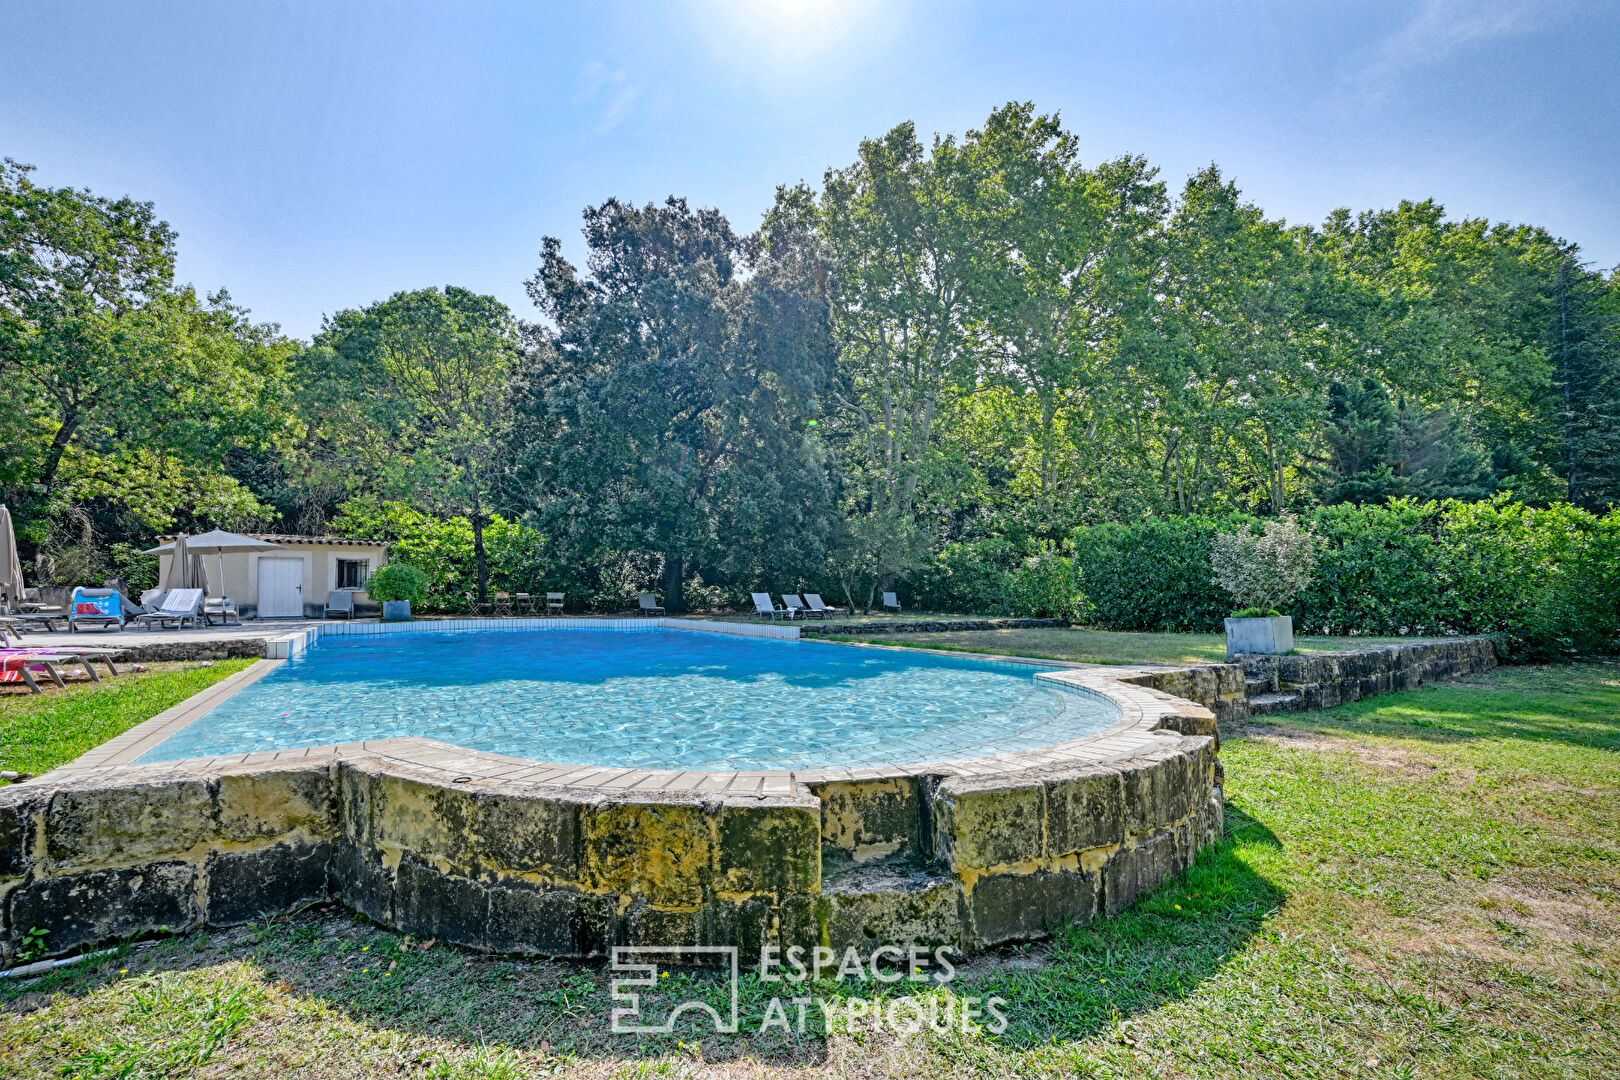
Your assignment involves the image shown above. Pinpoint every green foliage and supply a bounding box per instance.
[1069,498,1620,656]
[333,498,552,612]
[1295,500,1446,634]
[518,196,837,612]
[363,563,430,605]
[1231,607,1282,619]
[0,159,294,566]
[1070,517,1240,631]
[303,286,524,603]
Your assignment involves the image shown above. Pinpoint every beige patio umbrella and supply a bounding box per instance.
[152,533,210,594]
[146,529,284,597]
[0,506,25,613]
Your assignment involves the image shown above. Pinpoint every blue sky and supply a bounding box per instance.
[3,1,1616,340]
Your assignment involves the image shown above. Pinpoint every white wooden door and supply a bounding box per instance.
[258,558,304,618]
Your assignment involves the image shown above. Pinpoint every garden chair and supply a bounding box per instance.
[882,591,902,614]
[804,594,845,618]
[638,593,665,616]
[493,591,513,616]
[782,594,809,619]
[325,590,354,619]
[511,592,535,614]
[133,588,205,629]
[751,593,787,620]
[546,592,565,615]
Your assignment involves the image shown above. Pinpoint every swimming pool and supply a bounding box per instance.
[136,627,1122,770]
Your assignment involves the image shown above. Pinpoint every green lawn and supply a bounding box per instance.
[2,661,1616,1077]
[0,659,254,779]
[830,626,1436,666]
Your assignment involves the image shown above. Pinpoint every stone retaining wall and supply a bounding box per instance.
[1124,636,1498,721]
[0,726,1219,961]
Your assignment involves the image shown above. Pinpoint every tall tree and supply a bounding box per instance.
[0,159,292,557]
[518,197,836,612]
[302,287,523,603]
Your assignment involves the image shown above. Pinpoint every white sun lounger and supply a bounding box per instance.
[133,588,206,630]
[804,594,845,618]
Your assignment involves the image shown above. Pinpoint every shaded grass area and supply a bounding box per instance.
[830,626,1443,666]
[2,663,1618,1077]
[0,659,254,778]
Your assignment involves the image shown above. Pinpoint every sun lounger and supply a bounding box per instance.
[782,594,811,619]
[0,643,125,692]
[69,587,125,632]
[638,593,665,616]
[751,592,789,620]
[804,594,845,618]
[0,653,56,693]
[882,591,902,614]
[0,646,122,682]
[204,596,240,625]
[133,587,205,629]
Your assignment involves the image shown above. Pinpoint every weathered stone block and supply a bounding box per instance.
[582,799,713,907]
[46,773,215,865]
[206,840,333,925]
[394,852,489,949]
[619,901,705,949]
[0,787,42,878]
[331,838,393,925]
[1119,748,1193,838]
[217,763,335,842]
[9,861,200,955]
[968,870,1099,947]
[822,863,966,951]
[717,796,820,896]
[932,776,1044,871]
[487,881,599,956]
[1101,829,1185,917]
[1042,764,1125,857]
[461,790,584,880]
[1195,790,1224,854]
[814,778,919,863]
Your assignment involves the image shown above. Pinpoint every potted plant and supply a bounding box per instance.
[1210,516,1321,658]
[365,563,429,622]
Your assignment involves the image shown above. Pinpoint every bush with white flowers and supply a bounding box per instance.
[1210,516,1321,617]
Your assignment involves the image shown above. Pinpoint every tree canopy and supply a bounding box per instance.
[3,102,1617,609]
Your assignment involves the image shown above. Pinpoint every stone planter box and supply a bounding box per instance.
[381,600,412,622]
[1225,615,1293,658]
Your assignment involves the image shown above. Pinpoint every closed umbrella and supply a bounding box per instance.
[145,529,285,600]
[154,533,209,593]
[0,506,24,613]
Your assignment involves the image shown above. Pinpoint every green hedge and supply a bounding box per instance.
[1066,497,1620,657]
[905,539,1080,620]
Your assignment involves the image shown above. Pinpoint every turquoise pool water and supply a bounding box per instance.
[137,627,1121,770]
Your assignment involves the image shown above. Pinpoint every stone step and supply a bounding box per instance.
[1244,676,1274,695]
[1248,691,1304,716]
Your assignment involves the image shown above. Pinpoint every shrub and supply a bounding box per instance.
[1069,517,1243,631]
[1006,550,1080,620]
[364,563,430,605]
[1069,497,1619,656]
[1210,516,1321,615]
[1295,500,1446,635]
